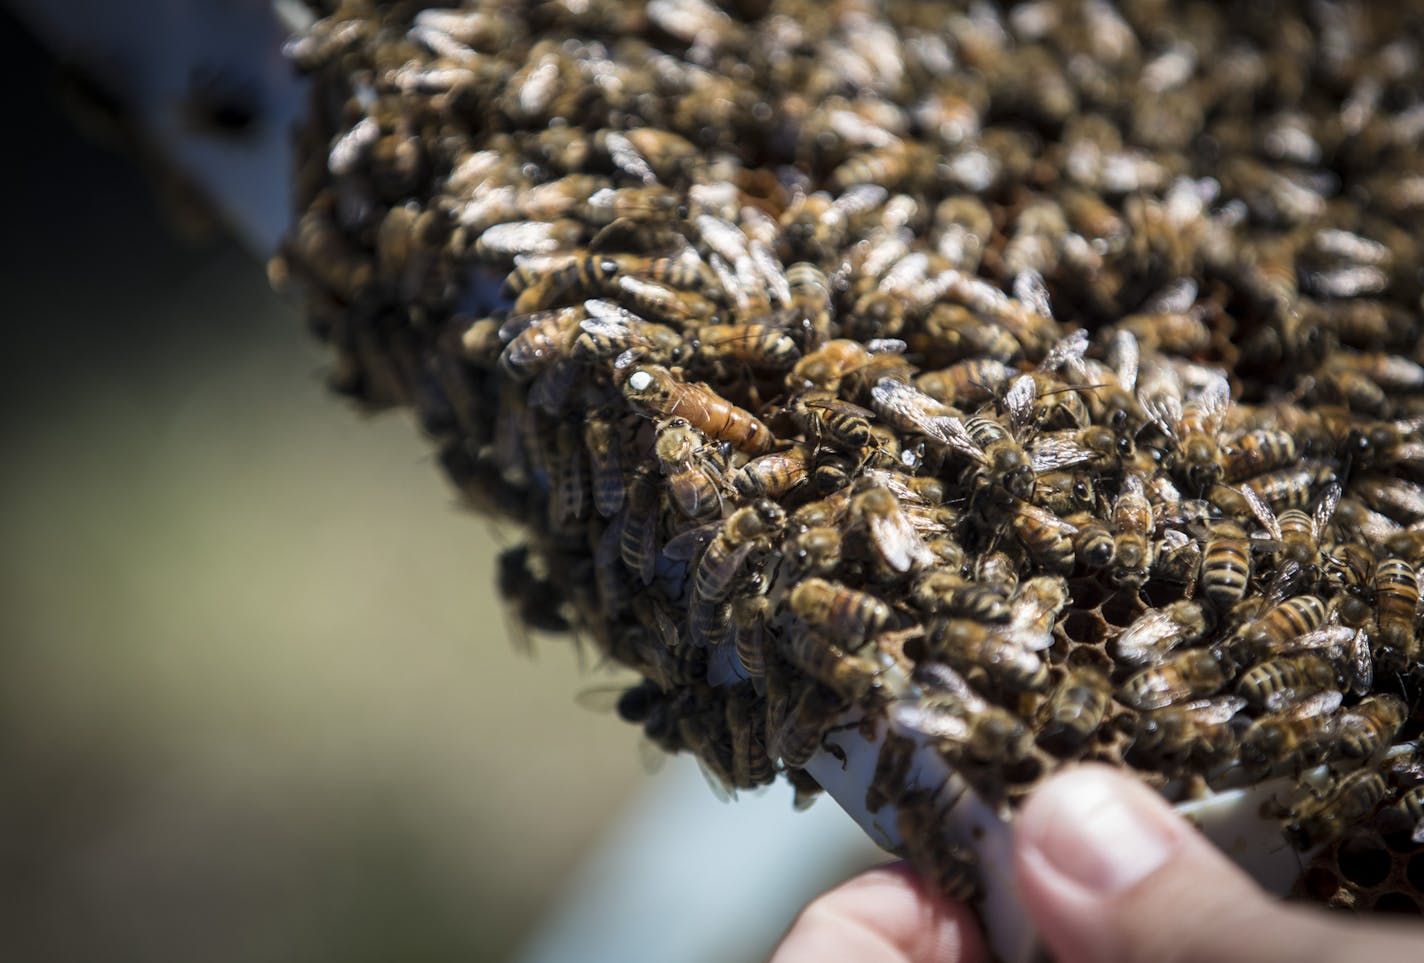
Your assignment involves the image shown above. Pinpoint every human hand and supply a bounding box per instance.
[770,764,1424,963]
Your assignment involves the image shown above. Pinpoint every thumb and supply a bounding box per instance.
[1013,764,1423,963]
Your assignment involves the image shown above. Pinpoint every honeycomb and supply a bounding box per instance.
[272,0,1424,920]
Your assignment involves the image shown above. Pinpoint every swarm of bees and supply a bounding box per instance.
[274,0,1424,915]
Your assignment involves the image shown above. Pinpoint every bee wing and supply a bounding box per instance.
[479,219,565,256]
[602,130,658,184]
[498,306,563,342]
[870,379,971,452]
[1115,608,1187,665]
[662,520,720,561]
[574,685,632,713]
[890,701,971,743]
[1107,328,1140,392]
[752,240,791,305]
[1412,820,1424,846]
[1281,690,1344,720]
[528,359,579,413]
[583,298,644,325]
[1284,625,1355,656]
[1039,329,1089,375]
[833,183,889,215]
[1013,268,1053,320]
[866,338,908,354]
[1143,278,1198,314]
[1182,695,1247,724]
[1030,436,1097,472]
[1005,375,1037,431]
[1009,576,1069,638]
[1195,373,1231,427]
[1240,484,1283,541]
[693,213,750,264]
[1349,627,1373,696]
[867,507,932,573]
[1313,482,1342,536]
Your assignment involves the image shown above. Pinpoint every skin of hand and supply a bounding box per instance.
[770,763,1424,963]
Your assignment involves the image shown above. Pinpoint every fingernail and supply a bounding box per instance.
[1019,766,1178,894]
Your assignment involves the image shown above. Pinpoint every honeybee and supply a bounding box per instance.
[497,306,586,380]
[622,366,775,454]
[584,414,627,518]
[669,499,786,603]
[789,578,894,650]
[1031,425,1135,476]
[1333,694,1409,764]
[1279,769,1388,850]
[787,390,876,451]
[939,412,1039,504]
[1009,503,1079,574]
[917,303,1022,364]
[692,323,801,370]
[787,525,844,576]
[1038,668,1112,754]
[1221,429,1298,483]
[1109,473,1156,589]
[1243,482,1340,581]
[926,615,1052,695]
[734,446,811,499]
[1113,600,1213,666]
[1373,558,1421,673]
[1199,527,1254,608]
[730,594,771,680]
[893,664,1035,772]
[865,730,917,814]
[1034,470,1099,517]
[1381,786,1424,844]
[618,467,661,585]
[785,630,891,701]
[1237,653,1338,711]
[851,485,934,575]
[914,359,1013,407]
[725,682,775,789]
[548,422,590,531]
[1120,648,1230,710]
[1232,594,1330,664]
[910,570,1011,622]
[653,418,729,520]
[784,261,836,345]
[1238,690,1342,780]
[616,275,719,326]
[571,309,681,377]
[771,683,844,768]
[1131,696,1246,772]
[1144,371,1230,493]
[1239,462,1337,513]
[580,184,682,226]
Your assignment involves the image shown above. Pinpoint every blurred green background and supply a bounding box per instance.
[0,15,654,962]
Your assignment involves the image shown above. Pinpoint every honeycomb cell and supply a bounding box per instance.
[1336,836,1392,889]
[1370,892,1422,915]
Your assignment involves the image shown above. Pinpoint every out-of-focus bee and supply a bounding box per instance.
[1144,371,1230,493]
[851,485,934,575]
[1038,668,1112,754]
[916,304,1022,364]
[771,683,844,769]
[548,421,590,530]
[789,578,894,650]
[580,184,682,226]
[865,730,917,814]
[785,630,890,701]
[1109,473,1156,589]
[1279,769,1388,850]
[1009,503,1079,574]
[730,594,771,680]
[914,359,1013,408]
[1239,690,1342,780]
[1221,429,1298,484]
[691,323,801,370]
[725,683,775,789]
[622,366,775,454]
[615,274,719,326]
[584,413,627,518]
[911,570,1011,623]
[1131,696,1246,772]
[830,140,935,193]
[789,338,914,397]
[1333,694,1409,764]
[788,525,843,577]
[896,790,982,902]
[1373,557,1421,673]
[1113,600,1213,666]
[1238,462,1337,513]
[783,261,836,345]
[734,446,810,499]
[894,663,1035,774]
[618,467,662,586]
[653,417,729,520]
[571,300,685,372]
[1237,652,1338,711]
[925,615,1051,695]
[1120,648,1230,710]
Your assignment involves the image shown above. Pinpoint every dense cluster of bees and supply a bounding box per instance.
[274,0,1424,911]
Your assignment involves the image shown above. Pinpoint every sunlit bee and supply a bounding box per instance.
[1239,691,1341,780]
[653,418,727,520]
[1238,653,1337,711]
[789,578,893,650]
[1109,473,1155,589]
[571,301,684,369]
[1131,696,1245,772]
[790,339,909,395]
[622,366,775,454]
[580,184,682,226]
[1373,557,1421,673]
[615,275,719,326]
[786,390,876,451]
[1145,374,1229,493]
[1113,600,1213,666]
[914,359,1013,407]
[692,323,801,369]
[1010,503,1078,574]
[735,447,811,500]
[1038,668,1112,754]
[1281,770,1388,851]
[1034,470,1098,517]
[1243,483,1340,581]
[892,670,1035,771]
[497,307,585,380]
[1120,648,1229,710]
[852,485,934,575]
[1240,462,1336,513]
